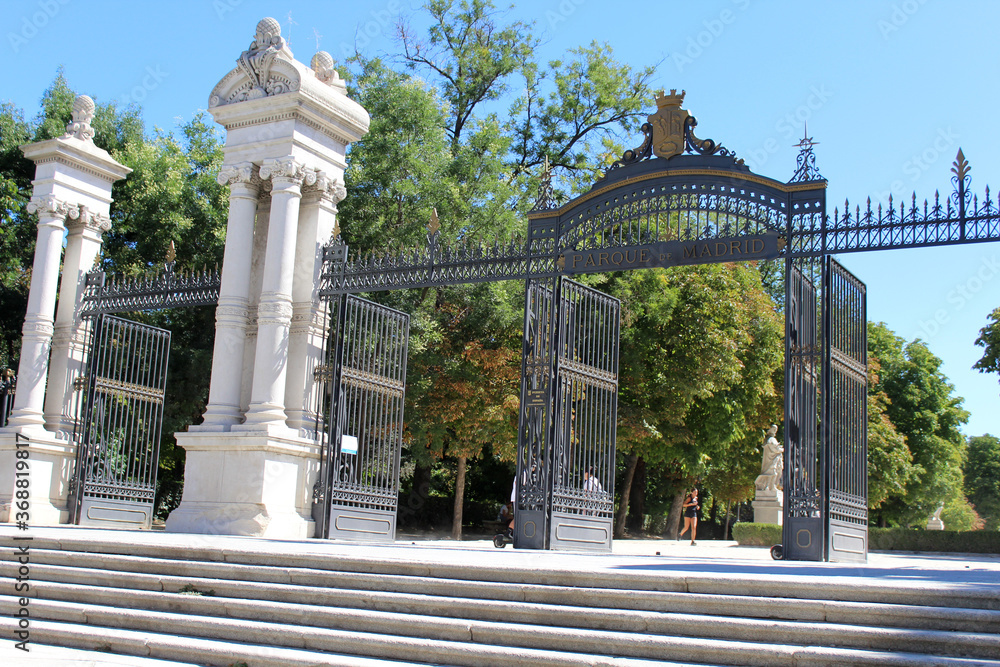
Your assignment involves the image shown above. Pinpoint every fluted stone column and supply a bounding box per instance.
[6,198,70,431]
[284,171,346,433]
[196,163,260,430]
[239,156,305,431]
[43,209,112,437]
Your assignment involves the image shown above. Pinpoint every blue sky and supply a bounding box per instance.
[3,0,999,437]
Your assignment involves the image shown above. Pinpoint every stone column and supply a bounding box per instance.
[195,163,260,430]
[43,209,112,437]
[239,156,305,431]
[284,171,346,433]
[5,197,70,431]
[0,94,130,525]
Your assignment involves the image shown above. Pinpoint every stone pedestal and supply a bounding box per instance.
[0,431,75,525]
[753,491,783,525]
[165,430,320,538]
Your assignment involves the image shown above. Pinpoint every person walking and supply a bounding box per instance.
[678,488,700,545]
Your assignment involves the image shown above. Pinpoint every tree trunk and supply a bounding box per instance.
[402,463,432,529]
[627,457,646,534]
[666,491,685,539]
[451,456,467,541]
[723,500,732,540]
[614,453,639,538]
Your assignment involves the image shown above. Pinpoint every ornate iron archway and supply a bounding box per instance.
[319,89,1000,560]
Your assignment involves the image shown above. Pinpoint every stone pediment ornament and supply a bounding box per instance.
[63,95,96,142]
[210,17,300,107]
[310,51,347,93]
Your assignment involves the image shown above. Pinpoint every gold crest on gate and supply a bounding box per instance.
[649,89,689,160]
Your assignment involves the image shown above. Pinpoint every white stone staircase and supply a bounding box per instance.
[3,532,1000,667]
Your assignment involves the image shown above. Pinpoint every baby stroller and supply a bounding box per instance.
[492,502,514,548]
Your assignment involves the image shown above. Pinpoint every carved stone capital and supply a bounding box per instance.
[300,168,347,204]
[259,156,305,185]
[66,204,112,233]
[217,162,261,189]
[27,196,111,232]
[26,195,72,221]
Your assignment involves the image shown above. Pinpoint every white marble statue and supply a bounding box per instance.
[755,425,784,492]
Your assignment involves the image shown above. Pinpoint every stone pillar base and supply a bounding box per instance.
[752,492,783,526]
[0,428,75,525]
[165,429,320,538]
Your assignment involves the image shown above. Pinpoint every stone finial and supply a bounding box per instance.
[255,17,282,49]
[63,94,96,142]
[310,51,340,86]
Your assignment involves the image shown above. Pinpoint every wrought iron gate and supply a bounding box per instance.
[515,277,620,551]
[784,257,869,561]
[313,294,410,542]
[69,314,171,529]
[823,257,868,561]
[783,258,823,560]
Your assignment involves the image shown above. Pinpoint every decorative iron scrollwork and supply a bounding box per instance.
[609,123,653,170]
[789,129,824,183]
[683,116,741,162]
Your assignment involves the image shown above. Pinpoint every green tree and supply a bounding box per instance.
[868,322,970,527]
[866,355,918,513]
[608,262,783,537]
[965,434,1000,530]
[974,307,1000,389]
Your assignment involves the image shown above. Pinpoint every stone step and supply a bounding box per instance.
[6,532,999,667]
[4,597,998,667]
[15,543,1000,614]
[0,611,716,667]
[14,576,1000,660]
[8,551,1000,636]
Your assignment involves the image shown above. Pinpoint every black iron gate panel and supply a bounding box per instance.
[314,294,409,542]
[823,257,868,562]
[69,314,171,530]
[514,278,557,549]
[0,369,14,428]
[549,279,619,552]
[783,258,824,560]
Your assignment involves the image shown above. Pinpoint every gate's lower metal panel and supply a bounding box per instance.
[515,509,546,549]
[785,516,824,560]
[78,497,153,530]
[549,510,612,552]
[828,518,867,560]
[328,505,395,542]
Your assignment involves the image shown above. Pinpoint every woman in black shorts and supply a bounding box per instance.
[678,488,699,545]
